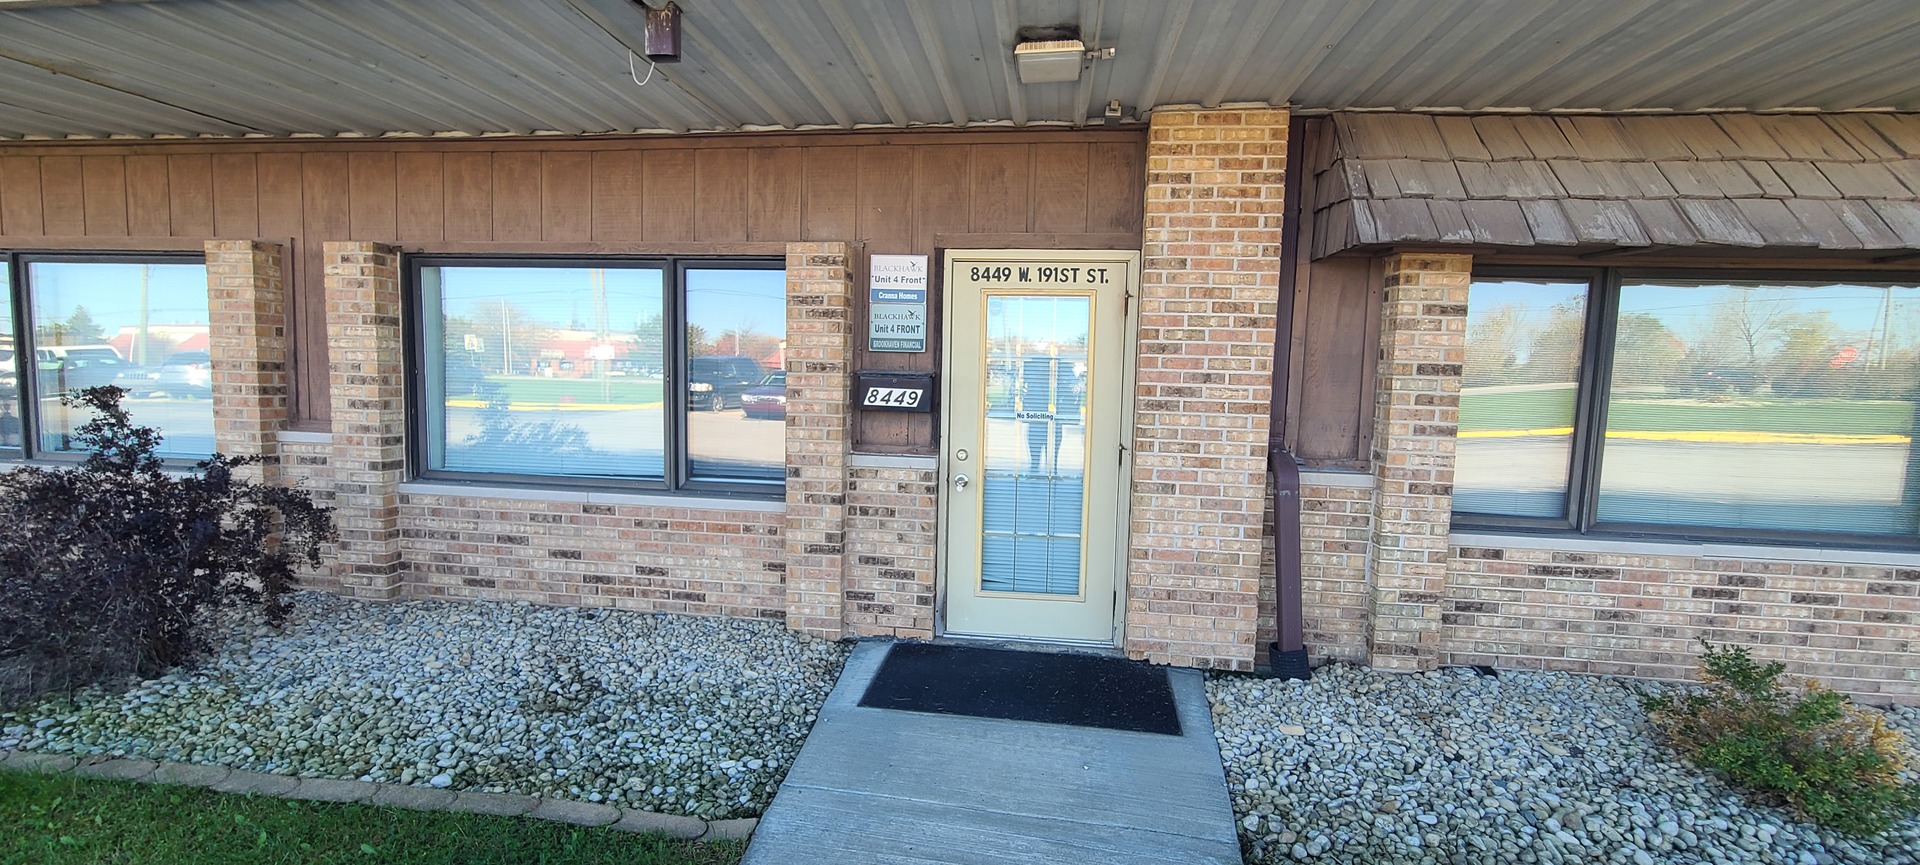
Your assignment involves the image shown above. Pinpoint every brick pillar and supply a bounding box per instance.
[325,242,407,600]
[1365,253,1471,671]
[1126,106,1288,671]
[205,240,289,485]
[783,242,855,639]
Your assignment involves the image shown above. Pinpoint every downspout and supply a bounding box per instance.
[1267,115,1310,680]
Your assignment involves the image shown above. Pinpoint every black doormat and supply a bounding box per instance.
[857,642,1182,736]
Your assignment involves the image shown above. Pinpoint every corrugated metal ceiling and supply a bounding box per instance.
[2,0,1920,139]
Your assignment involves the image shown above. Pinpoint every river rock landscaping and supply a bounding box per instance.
[0,592,848,820]
[1210,664,1920,865]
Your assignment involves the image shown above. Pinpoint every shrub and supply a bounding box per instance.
[1643,640,1920,835]
[0,387,333,708]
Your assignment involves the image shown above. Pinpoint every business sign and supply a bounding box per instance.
[868,254,929,352]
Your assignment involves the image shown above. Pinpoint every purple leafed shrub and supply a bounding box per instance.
[0,386,333,707]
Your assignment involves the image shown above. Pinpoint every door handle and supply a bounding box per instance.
[952,473,971,491]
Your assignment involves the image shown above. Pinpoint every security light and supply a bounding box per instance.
[1014,39,1086,85]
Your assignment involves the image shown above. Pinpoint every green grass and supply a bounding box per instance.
[477,377,664,405]
[1460,387,1917,435]
[0,770,744,865]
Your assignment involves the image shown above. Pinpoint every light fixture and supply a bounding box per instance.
[632,1,682,63]
[1014,39,1087,85]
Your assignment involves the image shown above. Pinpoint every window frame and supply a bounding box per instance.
[404,253,788,499]
[1454,264,1920,551]
[0,250,213,466]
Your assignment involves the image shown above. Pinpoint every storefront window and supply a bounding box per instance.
[412,257,785,495]
[1454,268,1920,545]
[16,258,214,459]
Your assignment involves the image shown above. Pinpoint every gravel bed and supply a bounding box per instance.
[1210,664,1920,865]
[1,592,849,819]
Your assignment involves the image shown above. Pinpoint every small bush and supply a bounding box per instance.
[0,387,333,707]
[1644,640,1920,835]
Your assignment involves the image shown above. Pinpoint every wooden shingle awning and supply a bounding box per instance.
[1308,113,1920,259]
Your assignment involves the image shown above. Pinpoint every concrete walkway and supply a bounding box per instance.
[742,641,1242,865]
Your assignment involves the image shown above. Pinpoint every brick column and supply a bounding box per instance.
[783,242,855,639]
[325,242,407,600]
[1366,253,1471,670]
[204,240,289,485]
[1126,106,1288,671]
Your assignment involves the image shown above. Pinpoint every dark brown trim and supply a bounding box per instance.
[931,232,1140,250]
[0,236,210,251]
[0,127,1149,157]
[400,241,790,257]
[1267,114,1310,678]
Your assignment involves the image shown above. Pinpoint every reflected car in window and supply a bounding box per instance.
[154,351,213,398]
[35,345,136,395]
[688,355,766,411]
[740,371,787,420]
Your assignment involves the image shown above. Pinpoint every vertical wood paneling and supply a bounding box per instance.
[590,150,643,241]
[747,148,802,241]
[394,152,444,242]
[255,153,304,240]
[857,147,914,252]
[802,147,855,240]
[167,154,215,237]
[347,151,397,240]
[491,152,542,241]
[126,155,172,236]
[80,155,128,236]
[301,152,349,424]
[442,152,492,241]
[912,145,970,251]
[969,143,1030,233]
[210,153,258,238]
[1031,142,1090,233]
[0,157,44,235]
[0,130,1147,438]
[256,152,306,419]
[541,151,592,242]
[694,149,749,241]
[1087,141,1145,234]
[1296,256,1374,463]
[642,150,694,241]
[40,156,85,235]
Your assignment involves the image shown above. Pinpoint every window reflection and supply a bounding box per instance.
[27,261,213,458]
[422,265,668,479]
[685,268,787,484]
[1597,280,1920,536]
[1455,278,1589,519]
[981,295,1090,596]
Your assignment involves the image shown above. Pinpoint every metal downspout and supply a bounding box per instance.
[1267,115,1310,680]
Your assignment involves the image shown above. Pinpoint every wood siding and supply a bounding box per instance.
[0,130,1146,448]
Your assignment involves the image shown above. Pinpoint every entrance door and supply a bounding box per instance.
[941,250,1137,644]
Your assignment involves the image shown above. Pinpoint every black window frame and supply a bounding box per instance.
[1454,264,1920,551]
[404,254,788,499]
[0,249,212,466]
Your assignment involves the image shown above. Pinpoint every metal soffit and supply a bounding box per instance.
[2,0,1920,139]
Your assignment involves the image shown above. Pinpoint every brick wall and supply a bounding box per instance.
[324,242,407,600]
[1364,253,1470,671]
[1259,476,1374,664]
[843,458,938,639]
[398,491,787,617]
[1125,105,1289,671]
[1445,541,1920,704]
[782,242,856,639]
[204,240,289,486]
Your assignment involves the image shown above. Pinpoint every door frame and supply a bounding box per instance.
[933,247,1142,647]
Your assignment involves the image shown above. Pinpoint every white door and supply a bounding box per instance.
[940,250,1137,644]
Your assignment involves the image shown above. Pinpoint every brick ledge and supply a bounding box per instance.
[1450,531,1920,567]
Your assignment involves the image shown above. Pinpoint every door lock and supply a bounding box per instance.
[951,473,971,491]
